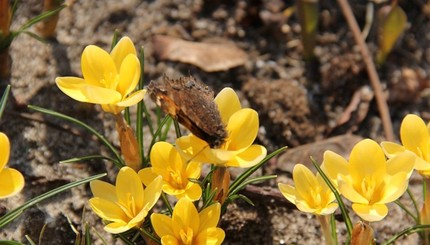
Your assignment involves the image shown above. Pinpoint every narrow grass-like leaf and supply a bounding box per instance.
[28,105,125,168]
[395,200,418,223]
[136,47,145,166]
[60,155,119,165]
[312,157,353,237]
[228,175,277,197]
[383,224,430,245]
[0,173,106,228]
[0,84,10,120]
[0,241,24,245]
[24,236,36,245]
[228,146,287,195]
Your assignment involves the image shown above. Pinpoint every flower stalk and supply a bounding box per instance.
[317,215,335,245]
[37,0,64,38]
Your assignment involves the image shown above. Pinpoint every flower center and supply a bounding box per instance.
[179,227,194,245]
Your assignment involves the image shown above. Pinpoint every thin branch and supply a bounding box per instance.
[336,0,394,141]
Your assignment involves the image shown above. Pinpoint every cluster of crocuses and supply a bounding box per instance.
[54,36,267,244]
[278,114,430,243]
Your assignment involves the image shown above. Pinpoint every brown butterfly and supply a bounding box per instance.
[148,75,227,148]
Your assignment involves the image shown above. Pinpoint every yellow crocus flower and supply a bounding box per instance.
[139,141,202,201]
[0,132,24,199]
[323,139,414,222]
[89,167,162,234]
[56,36,144,114]
[176,87,266,168]
[151,198,225,245]
[278,164,338,215]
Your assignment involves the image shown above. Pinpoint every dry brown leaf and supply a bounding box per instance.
[152,35,248,72]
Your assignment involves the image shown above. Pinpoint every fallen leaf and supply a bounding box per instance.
[152,35,248,72]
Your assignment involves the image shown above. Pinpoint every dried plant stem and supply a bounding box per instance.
[336,0,394,141]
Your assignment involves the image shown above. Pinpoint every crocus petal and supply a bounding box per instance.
[380,141,406,158]
[349,139,386,187]
[320,203,339,215]
[142,176,163,210]
[195,227,225,245]
[321,150,349,186]
[90,180,117,202]
[151,213,175,237]
[138,168,159,186]
[161,235,180,245]
[0,132,10,170]
[293,164,319,201]
[116,89,145,107]
[198,202,221,232]
[183,183,202,201]
[186,161,201,179]
[117,54,141,96]
[110,36,137,71]
[227,109,258,150]
[55,77,91,102]
[116,167,144,211]
[214,87,241,125]
[81,45,117,87]
[172,199,199,236]
[82,85,122,104]
[278,183,297,204]
[386,151,415,176]
[0,168,24,198]
[89,197,127,222]
[176,135,212,163]
[378,172,410,203]
[352,203,388,222]
[150,142,178,169]
[338,177,368,204]
[400,114,430,157]
[104,221,131,234]
[415,157,430,171]
[227,144,266,168]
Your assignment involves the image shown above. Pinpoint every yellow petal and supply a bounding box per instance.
[176,135,212,163]
[293,164,318,201]
[352,203,388,222]
[151,213,174,237]
[338,177,369,204]
[81,45,117,87]
[401,115,430,155]
[104,221,132,234]
[116,89,146,107]
[150,142,177,169]
[380,141,406,158]
[386,151,415,176]
[90,180,117,202]
[89,197,127,222]
[278,183,297,204]
[226,144,266,168]
[82,85,122,104]
[0,132,10,171]
[214,87,241,125]
[198,202,221,232]
[186,161,202,179]
[161,235,180,245]
[172,198,199,237]
[349,139,386,187]
[320,203,339,215]
[184,183,202,201]
[117,54,141,96]
[55,77,91,102]
[321,150,349,182]
[0,168,24,198]
[138,168,159,186]
[227,109,259,150]
[195,227,225,245]
[415,157,430,171]
[110,36,137,71]
[379,172,410,203]
[142,176,163,210]
[116,167,144,211]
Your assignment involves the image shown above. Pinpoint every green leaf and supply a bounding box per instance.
[0,173,106,228]
[0,85,11,120]
[0,241,25,245]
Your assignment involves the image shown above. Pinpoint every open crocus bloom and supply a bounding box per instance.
[56,36,144,114]
[0,132,24,199]
[139,141,202,201]
[151,198,225,245]
[89,167,162,234]
[323,139,414,222]
[381,114,430,177]
[176,87,266,168]
[278,164,338,215]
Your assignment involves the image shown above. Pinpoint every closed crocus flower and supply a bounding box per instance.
[381,114,430,177]
[56,36,144,115]
[176,88,266,168]
[89,167,162,234]
[139,141,202,201]
[151,198,225,245]
[0,132,24,199]
[323,139,415,222]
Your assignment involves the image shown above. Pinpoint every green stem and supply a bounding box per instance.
[317,215,335,245]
